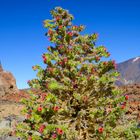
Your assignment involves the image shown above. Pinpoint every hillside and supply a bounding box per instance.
[117,57,140,85]
[122,84,140,121]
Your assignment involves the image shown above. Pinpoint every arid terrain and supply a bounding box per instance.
[122,84,140,121]
[0,90,28,119]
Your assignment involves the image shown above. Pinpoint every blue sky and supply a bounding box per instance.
[0,0,140,89]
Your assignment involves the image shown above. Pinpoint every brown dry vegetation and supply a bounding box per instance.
[122,84,140,121]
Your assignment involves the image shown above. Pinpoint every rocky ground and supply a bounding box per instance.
[0,90,28,140]
[122,84,140,122]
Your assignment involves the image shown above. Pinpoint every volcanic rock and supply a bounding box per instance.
[0,63,18,97]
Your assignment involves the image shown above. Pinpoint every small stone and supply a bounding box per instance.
[0,120,11,129]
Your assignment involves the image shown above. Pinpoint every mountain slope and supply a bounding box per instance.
[117,57,140,85]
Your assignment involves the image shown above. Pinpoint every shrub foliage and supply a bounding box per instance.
[16,7,140,140]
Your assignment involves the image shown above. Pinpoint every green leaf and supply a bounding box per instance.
[48,81,59,90]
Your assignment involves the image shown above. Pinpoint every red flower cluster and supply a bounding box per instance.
[67,32,73,37]
[103,61,108,65]
[58,45,63,50]
[42,54,47,64]
[121,101,127,109]
[98,127,104,133]
[41,93,47,101]
[120,95,129,109]
[48,30,53,35]
[55,16,60,21]
[112,60,117,69]
[59,25,63,29]
[53,106,59,111]
[51,128,64,138]
[52,133,57,139]
[121,104,126,109]
[37,106,43,112]
[39,124,46,133]
[63,57,68,63]
[95,56,100,62]
[56,128,63,135]
[58,61,63,66]
[58,57,68,66]
[125,95,129,100]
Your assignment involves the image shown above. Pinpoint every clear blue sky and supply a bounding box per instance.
[0,0,140,89]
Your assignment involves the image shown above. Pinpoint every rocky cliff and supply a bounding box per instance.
[0,63,18,97]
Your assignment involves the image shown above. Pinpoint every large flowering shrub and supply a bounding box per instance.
[16,7,140,140]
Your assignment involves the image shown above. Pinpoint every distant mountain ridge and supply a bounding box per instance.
[117,57,140,85]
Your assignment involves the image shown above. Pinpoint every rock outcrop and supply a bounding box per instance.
[0,63,18,97]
